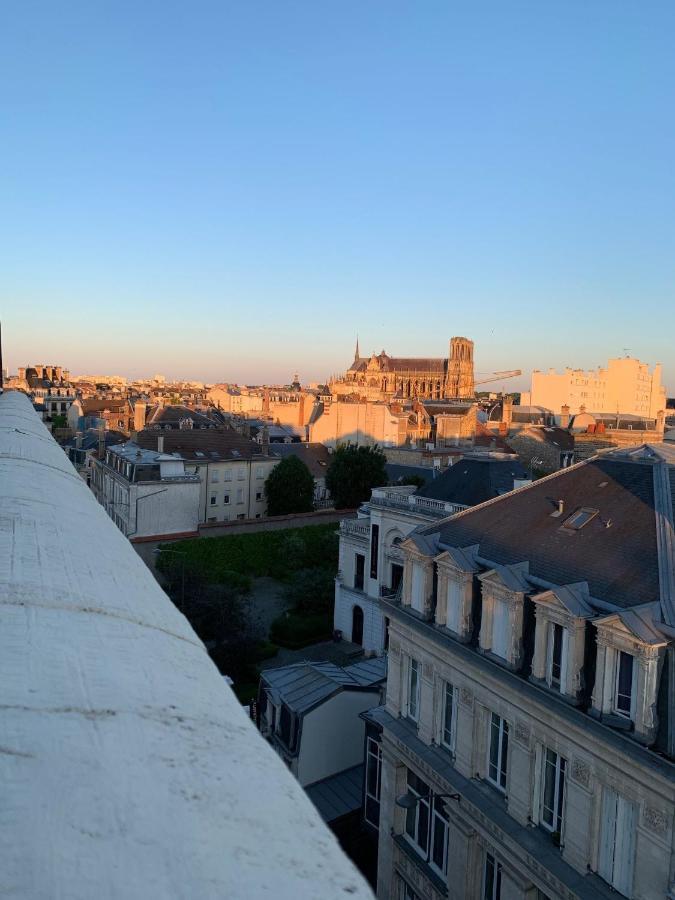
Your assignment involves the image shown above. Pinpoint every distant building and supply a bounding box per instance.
[334,459,528,654]
[522,356,666,420]
[267,442,333,507]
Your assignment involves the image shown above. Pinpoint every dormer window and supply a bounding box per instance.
[546,623,568,691]
[613,651,636,718]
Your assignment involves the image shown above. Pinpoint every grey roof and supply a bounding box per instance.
[531,583,594,618]
[306,765,364,823]
[386,463,436,487]
[423,453,667,609]
[416,458,528,506]
[268,442,331,478]
[261,657,386,715]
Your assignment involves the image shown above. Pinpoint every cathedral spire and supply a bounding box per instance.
[354,335,360,361]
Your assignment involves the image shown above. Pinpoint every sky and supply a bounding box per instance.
[1,1,674,390]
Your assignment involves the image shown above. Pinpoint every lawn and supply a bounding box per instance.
[156,523,339,587]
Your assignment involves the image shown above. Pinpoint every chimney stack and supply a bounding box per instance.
[502,396,513,429]
[157,434,165,454]
[557,499,564,515]
[656,409,665,434]
[560,404,570,429]
[134,400,147,433]
[262,425,270,457]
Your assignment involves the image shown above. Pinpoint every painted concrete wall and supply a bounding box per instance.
[297,689,381,787]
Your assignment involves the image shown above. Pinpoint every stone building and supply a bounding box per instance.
[331,337,475,403]
[371,444,675,900]
[334,458,528,654]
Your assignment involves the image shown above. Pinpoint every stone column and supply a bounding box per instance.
[377,746,407,900]
[386,638,402,717]
[479,593,494,653]
[634,648,661,743]
[436,570,448,627]
[591,637,609,716]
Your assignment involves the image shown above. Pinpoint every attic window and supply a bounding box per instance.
[195,451,205,458]
[563,507,598,530]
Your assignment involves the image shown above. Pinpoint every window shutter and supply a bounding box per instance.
[598,787,617,884]
[614,796,636,897]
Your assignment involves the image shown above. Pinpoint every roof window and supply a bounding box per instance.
[563,507,598,531]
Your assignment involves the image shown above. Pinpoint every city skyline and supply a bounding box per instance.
[2,2,674,387]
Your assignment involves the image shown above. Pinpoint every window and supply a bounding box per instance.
[563,507,598,530]
[256,466,264,479]
[364,737,382,828]
[411,563,425,613]
[354,553,365,591]
[224,494,230,505]
[441,682,457,753]
[370,524,379,579]
[487,713,508,791]
[546,623,568,691]
[237,469,245,481]
[598,788,636,897]
[236,488,244,504]
[404,771,448,876]
[491,600,509,659]
[210,470,219,483]
[256,491,263,502]
[407,658,421,722]
[210,495,217,506]
[541,749,566,837]
[614,651,635,718]
[483,853,502,900]
[446,579,461,632]
[224,469,232,482]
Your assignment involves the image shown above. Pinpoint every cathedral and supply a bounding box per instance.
[330,336,475,402]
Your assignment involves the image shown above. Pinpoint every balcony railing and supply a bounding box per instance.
[369,488,464,518]
[339,519,370,539]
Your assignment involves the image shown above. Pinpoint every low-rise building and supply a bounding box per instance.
[90,441,201,538]
[134,429,278,523]
[372,444,675,900]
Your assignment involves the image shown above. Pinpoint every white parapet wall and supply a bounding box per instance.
[0,391,373,900]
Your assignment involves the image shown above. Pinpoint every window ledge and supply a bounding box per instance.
[393,834,448,897]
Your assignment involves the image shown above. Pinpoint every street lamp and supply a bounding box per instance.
[396,790,460,809]
[153,548,186,611]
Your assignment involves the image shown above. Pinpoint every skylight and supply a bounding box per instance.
[563,507,599,530]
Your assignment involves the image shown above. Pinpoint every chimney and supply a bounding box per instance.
[134,400,147,433]
[557,499,564,515]
[656,409,665,434]
[157,435,164,453]
[502,396,513,429]
[560,404,570,429]
[262,425,270,456]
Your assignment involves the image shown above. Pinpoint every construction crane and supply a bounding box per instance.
[474,369,522,388]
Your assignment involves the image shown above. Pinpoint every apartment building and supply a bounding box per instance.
[370,444,675,900]
[134,429,278,522]
[335,459,528,654]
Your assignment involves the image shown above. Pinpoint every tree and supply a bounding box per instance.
[283,567,336,614]
[264,455,315,516]
[325,444,388,509]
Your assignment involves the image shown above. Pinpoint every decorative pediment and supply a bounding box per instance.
[530,582,593,618]
[478,561,530,595]
[400,531,438,559]
[434,544,479,575]
[595,603,668,647]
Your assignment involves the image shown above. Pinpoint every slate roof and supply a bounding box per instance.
[260,657,386,715]
[267,443,331,478]
[146,405,215,428]
[423,456,661,608]
[386,463,436,487]
[135,428,263,461]
[306,765,364,822]
[416,458,528,506]
[509,426,574,451]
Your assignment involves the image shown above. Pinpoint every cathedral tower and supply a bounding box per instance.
[444,336,475,399]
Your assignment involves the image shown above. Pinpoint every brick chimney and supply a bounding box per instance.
[261,425,270,456]
[134,401,147,433]
[656,409,665,434]
[560,404,570,429]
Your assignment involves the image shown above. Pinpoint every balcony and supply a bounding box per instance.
[369,488,464,518]
[339,519,370,540]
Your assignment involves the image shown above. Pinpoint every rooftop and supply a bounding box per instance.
[0,391,372,900]
[261,657,387,715]
[416,457,528,506]
[135,427,263,461]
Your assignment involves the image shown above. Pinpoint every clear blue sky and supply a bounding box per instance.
[1,1,673,390]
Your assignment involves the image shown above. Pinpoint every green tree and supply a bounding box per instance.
[283,567,336,614]
[325,444,388,509]
[264,455,315,516]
